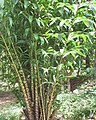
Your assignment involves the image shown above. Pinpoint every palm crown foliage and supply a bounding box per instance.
[0,0,96,120]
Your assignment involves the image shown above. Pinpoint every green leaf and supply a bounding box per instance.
[63,51,76,58]
[40,37,45,45]
[86,36,93,44]
[0,9,3,17]
[25,28,29,37]
[83,19,89,27]
[0,43,5,49]
[24,0,29,9]
[9,17,13,27]
[76,51,86,57]
[71,52,76,58]
[0,0,4,8]
[57,2,74,13]
[60,20,65,27]
[34,34,39,40]
[46,47,55,55]
[58,34,62,40]
[73,17,95,30]
[73,4,78,15]
[68,32,79,40]
[6,27,10,36]
[12,0,19,5]
[41,49,47,57]
[93,45,96,49]
[68,61,74,70]
[28,16,33,24]
[49,18,58,26]
[73,17,83,24]
[36,19,41,27]
[81,34,87,42]
[16,40,26,45]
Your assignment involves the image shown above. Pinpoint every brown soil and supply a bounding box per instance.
[0,91,16,104]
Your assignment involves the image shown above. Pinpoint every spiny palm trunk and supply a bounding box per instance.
[1,34,58,120]
[1,35,34,120]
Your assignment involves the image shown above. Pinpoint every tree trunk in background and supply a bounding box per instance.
[68,75,92,92]
[86,55,90,68]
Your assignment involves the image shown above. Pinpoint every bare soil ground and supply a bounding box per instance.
[0,91,16,104]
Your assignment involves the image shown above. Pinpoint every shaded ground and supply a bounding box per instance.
[0,81,22,120]
[0,80,16,104]
[0,79,96,120]
[0,91,16,104]
[0,91,22,120]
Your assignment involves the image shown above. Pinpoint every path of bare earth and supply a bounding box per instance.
[0,91,16,104]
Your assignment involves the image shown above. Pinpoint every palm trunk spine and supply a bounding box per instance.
[1,35,34,120]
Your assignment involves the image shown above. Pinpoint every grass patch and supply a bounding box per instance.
[57,80,96,120]
[0,103,22,120]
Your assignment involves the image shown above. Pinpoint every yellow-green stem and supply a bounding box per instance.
[1,34,33,120]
